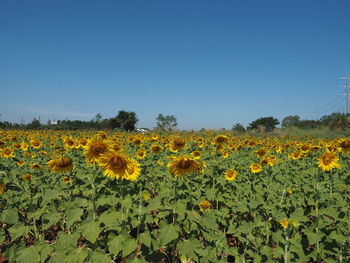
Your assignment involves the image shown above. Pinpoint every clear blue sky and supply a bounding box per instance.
[1,0,350,129]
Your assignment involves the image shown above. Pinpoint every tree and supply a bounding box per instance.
[281,115,300,128]
[110,110,138,131]
[26,118,41,129]
[248,117,279,132]
[232,123,246,132]
[93,113,103,123]
[156,114,177,131]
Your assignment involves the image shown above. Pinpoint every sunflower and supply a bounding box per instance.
[2,148,15,158]
[47,156,73,173]
[169,137,186,152]
[84,136,110,164]
[199,200,212,212]
[98,152,141,181]
[17,160,25,166]
[168,155,205,177]
[63,137,75,149]
[255,148,268,158]
[225,169,237,181]
[300,143,311,153]
[31,163,41,170]
[0,183,4,195]
[30,139,42,149]
[22,174,32,181]
[339,138,350,153]
[280,219,289,229]
[318,150,340,172]
[250,163,262,174]
[63,176,72,184]
[221,151,229,158]
[288,150,303,160]
[191,150,202,159]
[136,148,147,159]
[150,144,163,154]
[290,220,300,228]
[213,135,229,145]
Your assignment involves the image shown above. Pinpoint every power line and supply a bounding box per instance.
[318,96,344,116]
[318,95,343,110]
[340,72,350,114]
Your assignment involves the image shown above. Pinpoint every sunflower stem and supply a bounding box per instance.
[315,171,321,263]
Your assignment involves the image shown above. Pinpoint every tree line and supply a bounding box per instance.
[1,110,349,132]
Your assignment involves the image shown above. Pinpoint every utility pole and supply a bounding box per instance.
[340,72,349,115]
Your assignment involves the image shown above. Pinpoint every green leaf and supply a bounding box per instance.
[8,225,31,241]
[16,246,41,263]
[0,229,5,243]
[65,248,89,263]
[122,238,138,257]
[329,231,347,243]
[138,231,152,248]
[108,235,125,256]
[66,207,84,226]
[80,221,101,243]
[1,209,18,224]
[177,238,201,260]
[159,223,179,246]
[89,251,112,263]
[305,231,322,245]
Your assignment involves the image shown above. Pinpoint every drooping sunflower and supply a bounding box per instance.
[191,150,202,159]
[168,155,205,177]
[47,156,73,173]
[31,163,41,170]
[224,169,237,181]
[199,200,212,212]
[318,150,340,172]
[0,183,5,195]
[22,174,32,181]
[213,135,229,145]
[98,152,141,181]
[169,137,186,152]
[339,138,350,153]
[84,136,110,164]
[250,163,262,174]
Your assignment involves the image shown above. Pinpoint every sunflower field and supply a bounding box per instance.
[0,130,350,263]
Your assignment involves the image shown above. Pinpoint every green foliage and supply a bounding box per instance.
[156,114,177,131]
[0,130,350,262]
[248,116,280,132]
[110,110,138,131]
[281,115,301,128]
[231,123,246,132]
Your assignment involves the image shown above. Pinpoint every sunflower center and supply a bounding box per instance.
[56,157,72,168]
[110,156,126,169]
[227,171,234,178]
[174,138,185,147]
[322,154,334,165]
[178,159,192,169]
[92,143,106,154]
